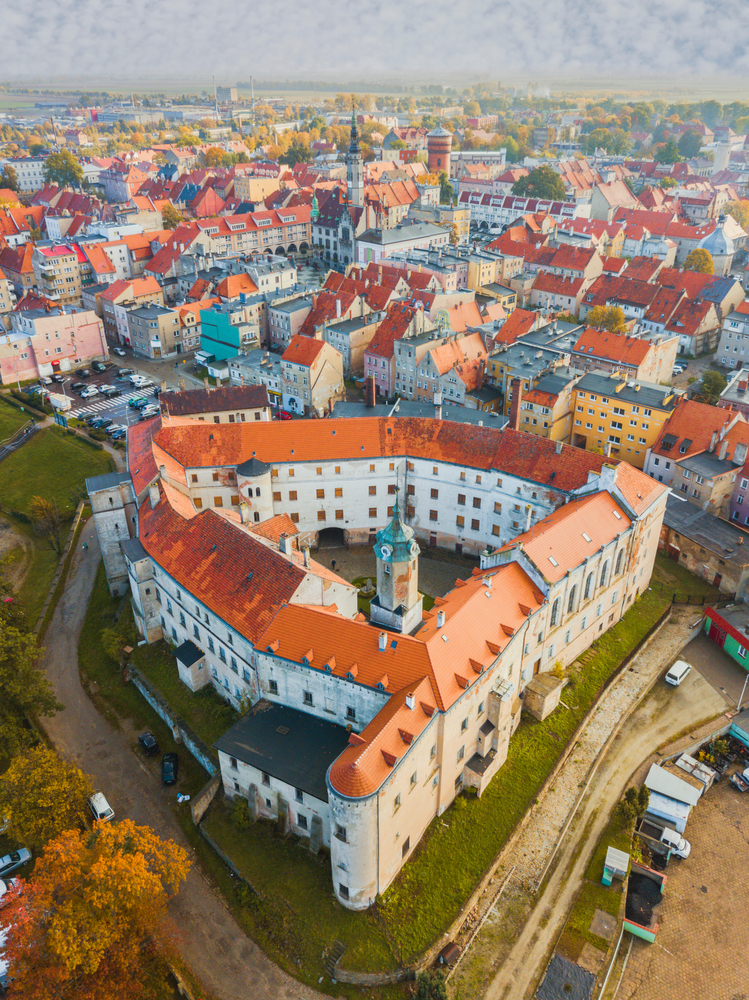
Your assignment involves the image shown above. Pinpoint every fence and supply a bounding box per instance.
[651,586,734,606]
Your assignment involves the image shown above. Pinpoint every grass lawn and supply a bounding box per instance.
[16,520,73,624]
[377,588,669,963]
[0,426,113,515]
[558,807,634,962]
[78,563,213,799]
[131,639,238,751]
[203,800,399,990]
[0,401,32,440]
[650,551,721,602]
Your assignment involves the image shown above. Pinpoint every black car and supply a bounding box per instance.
[118,368,134,377]
[75,368,91,378]
[92,361,107,372]
[138,731,160,757]
[51,374,64,383]
[99,418,114,429]
[87,416,101,427]
[161,752,179,785]
[71,381,86,392]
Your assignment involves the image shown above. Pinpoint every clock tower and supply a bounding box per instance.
[346,105,365,209]
[370,490,423,634]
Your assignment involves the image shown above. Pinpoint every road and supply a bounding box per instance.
[481,664,726,1000]
[39,519,326,1000]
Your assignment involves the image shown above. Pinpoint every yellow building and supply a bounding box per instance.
[518,369,582,441]
[569,373,678,469]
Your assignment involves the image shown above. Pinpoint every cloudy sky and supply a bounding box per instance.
[5,0,749,84]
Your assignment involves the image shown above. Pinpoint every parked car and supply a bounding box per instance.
[75,368,91,378]
[138,731,160,757]
[140,405,160,420]
[276,410,292,420]
[99,385,119,396]
[665,659,692,686]
[113,347,127,357]
[51,373,65,383]
[98,418,114,430]
[88,791,114,823]
[106,423,126,436]
[133,379,154,389]
[118,368,134,377]
[0,850,31,879]
[71,381,86,392]
[110,428,127,440]
[161,752,179,785]
[128,397,148,410]
[38,376,52,385]
[79,386,99,399]
[92,361,107,373]
[87,415,102,426]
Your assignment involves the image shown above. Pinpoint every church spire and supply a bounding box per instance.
[348,99,361,156]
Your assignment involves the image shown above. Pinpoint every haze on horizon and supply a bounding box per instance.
[6,0,749,87]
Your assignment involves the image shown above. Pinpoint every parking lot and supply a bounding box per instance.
[616,774,749,1000]
[34,353,190,436]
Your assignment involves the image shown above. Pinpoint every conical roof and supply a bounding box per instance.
[699,219,734,257]
[427,126,452,139]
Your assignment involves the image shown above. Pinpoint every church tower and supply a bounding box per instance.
[346,106,365,209]
[370,491,423,634]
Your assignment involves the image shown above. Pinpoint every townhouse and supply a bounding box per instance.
[570,327,678,384]
[0,306,108,383]
[32,244,83,307]
[280,335,345,416]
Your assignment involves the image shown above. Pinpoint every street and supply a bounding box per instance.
[39,522,327,1000]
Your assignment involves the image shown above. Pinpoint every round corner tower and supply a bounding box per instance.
[427,126,453,175]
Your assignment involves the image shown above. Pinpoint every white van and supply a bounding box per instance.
[661,827,691,859]
[665,659,692,686]
[88,791,115,823]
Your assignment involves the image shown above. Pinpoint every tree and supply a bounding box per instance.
[678,130,703,158]
[415,970,448,1000]
[438,171,454,205]
[587,305,627,333]
[203,146,230,167]
[42,150,84,188]
[511,164,565,201]
[0,747,93,851]
[3,820,190,999]
[660,176,678,189]
[161,203,184,230]
[684,248,714,274]
[449,223,459,246]
[637,785,650,817]
[654,138,682,164]
[725,199,749,231]
[0,164,19,192]
[279,141,312,167]
[0,577,61,755]
[28,495,65,555]
[701,370,727,405]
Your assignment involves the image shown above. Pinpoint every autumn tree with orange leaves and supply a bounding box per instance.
[1,820,190,999]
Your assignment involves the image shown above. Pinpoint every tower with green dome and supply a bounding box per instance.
[370,489,423,634]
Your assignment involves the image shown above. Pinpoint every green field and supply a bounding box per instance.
[0,404,31,442]
[0,427,112,515]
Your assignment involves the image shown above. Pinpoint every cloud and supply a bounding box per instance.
[5,0,749,83]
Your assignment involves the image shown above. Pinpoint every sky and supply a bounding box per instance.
[5,0,749,84]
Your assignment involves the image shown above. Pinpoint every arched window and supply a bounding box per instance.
[600,561,609,588]
[584,572,594,601]
[567,585,577,614]
[550,598,560,627]
[615,549,624,576]
[256,487,261,497]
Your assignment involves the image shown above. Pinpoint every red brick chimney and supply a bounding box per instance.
[509,376,522,431]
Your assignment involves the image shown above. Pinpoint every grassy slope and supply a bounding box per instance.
[0,426,112,515]
[377,588,668,962]
[0,403,30,440]
[650,551,722,602]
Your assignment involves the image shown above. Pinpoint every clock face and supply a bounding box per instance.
[380,544,392,559]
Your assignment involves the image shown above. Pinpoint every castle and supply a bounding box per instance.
[88,400,667,909]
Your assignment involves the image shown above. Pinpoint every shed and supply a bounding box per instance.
[602,845,630,886]
[646,792,691,834]
[644,763,701,807]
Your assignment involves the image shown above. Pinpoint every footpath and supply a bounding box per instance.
[451,605,727,1000]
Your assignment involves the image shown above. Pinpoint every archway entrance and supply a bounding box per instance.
[317,526,346,549]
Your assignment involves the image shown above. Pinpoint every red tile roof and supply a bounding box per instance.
[281,334,328,367]
[573,327,651,366]
[651,398,743,459]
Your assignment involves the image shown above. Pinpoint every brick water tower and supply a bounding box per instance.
[427,125,453,174]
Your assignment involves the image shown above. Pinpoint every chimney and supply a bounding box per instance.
[406,692,415,710]
[739,536,745,546]
[735,442,749,467]
[148,482,160,508]
[719,438,728,461]
[555,439,563,454]
[710,430,718,452]
[434,390,443,420]
[509,376,522,431]
[336,298,341,319]
[378,632,387,651]
[436,609,446,628]
[603,441,613,457]
[302,544,310,567]
[279,532,292,554]
[203,377,209,388]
